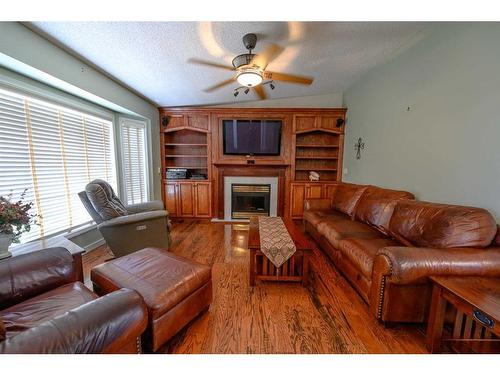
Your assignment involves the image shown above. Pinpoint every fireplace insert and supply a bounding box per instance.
[231,184,271,219]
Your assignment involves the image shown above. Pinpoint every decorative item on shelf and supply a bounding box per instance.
[309,171,320,182]
[190,174,207,180]
[166,168,189,180]
[0,189,40,259]
[354,137,365,160]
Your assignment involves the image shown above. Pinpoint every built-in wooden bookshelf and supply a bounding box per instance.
[159,107,346,219]
[294,130,342,181]
[163,129,209,179]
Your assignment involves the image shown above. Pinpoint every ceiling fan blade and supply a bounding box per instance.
[203,78,235,92]
[254,85,267,100]
[264,71,314,85]
[251,43,284,70]
[188,58,235,71]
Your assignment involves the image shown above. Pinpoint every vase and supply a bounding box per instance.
[0,233,13,260]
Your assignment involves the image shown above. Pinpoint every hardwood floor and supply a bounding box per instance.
[83,219,428,354]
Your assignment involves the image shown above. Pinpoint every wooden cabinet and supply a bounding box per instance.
[159,107,346,220]
[193,182,211,217]
[165,182,179,216]
[290,182,338,219]
[165,181,211,218]
[178,182,195,216]
[293,115,317,132]
[186,114,210,131]
[293,113,345,133]
[162,113,210,132]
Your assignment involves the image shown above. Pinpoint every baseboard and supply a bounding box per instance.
[210,218,250,224]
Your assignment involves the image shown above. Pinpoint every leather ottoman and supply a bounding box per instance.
[90,247,212,352]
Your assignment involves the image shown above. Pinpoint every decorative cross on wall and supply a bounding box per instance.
[354,137,365,160]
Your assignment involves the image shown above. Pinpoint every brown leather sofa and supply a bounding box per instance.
[0,248,148,353]
[304,182,500,323]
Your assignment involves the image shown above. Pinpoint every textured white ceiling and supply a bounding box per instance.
[28,22,429,107]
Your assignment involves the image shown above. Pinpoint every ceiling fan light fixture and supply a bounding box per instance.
[236,68,263,87]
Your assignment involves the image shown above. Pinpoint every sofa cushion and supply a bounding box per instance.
[330,183,368,217]
[354,186,414,235]
[339,238,401,277]
[0,317,5,341]
[0,282,96,339]
[389,200,497,248]
[317,218,385,248]
[303,209,349,227]
[85,179,128,221]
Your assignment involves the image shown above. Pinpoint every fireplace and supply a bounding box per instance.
[231,184,271,219]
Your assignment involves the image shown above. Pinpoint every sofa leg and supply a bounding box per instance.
[382,321,397,329]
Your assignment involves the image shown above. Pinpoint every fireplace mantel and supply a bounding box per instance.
[215,164,287,219]
[213,162,290,167]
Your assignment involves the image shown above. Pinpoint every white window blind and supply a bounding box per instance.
[0,86,116,243]
[120,119,148,205]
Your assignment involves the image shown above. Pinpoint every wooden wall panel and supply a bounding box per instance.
[159,107,347,219]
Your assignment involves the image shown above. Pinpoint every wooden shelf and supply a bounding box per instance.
[165,143,207,146]
[295,168,337,171]
[296,144,339,148]
[163,178,208,182]
[295,156,338,160]
[166,155,207,158]
[166,166,208,170]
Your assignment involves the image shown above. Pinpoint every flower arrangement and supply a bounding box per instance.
[0,189,39,244]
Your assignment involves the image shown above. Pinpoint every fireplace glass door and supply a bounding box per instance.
[231,184,271,219]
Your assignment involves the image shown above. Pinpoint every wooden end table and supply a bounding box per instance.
[426,276,500,353]
[248,216,311,286]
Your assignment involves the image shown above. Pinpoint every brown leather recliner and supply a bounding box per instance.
[304,183,500,323]
[0,248,148,353]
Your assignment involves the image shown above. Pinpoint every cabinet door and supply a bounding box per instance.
[178,182,195,217]
[194,182,211,217]
[290,184,306,218]
[318,115,342,132]
[323,184,337,200]
[165,114,185,130]
[165,182,178,217]
[306,184,323,199]
[187,114,210,131]
[293,115,317,133]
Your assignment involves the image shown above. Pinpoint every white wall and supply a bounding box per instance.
[343,23,500,221]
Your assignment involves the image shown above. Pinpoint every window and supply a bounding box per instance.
[0,86,116,243]
[120,118,148,205]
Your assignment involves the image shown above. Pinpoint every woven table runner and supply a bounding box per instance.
[258,216,297,268]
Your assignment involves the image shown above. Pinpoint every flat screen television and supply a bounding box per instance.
[222,119,282,156]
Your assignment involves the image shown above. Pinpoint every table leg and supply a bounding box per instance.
[249,248,256,286]
[302,251,309,287]
[426,284,447,353]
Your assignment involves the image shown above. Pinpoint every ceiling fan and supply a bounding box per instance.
[188,33,314,100]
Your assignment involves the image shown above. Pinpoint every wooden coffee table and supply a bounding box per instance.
[427,276,500,353]
[248,216,311,286]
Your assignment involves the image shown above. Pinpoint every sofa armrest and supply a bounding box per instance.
[373,246,500,285]
[0,247,79,309]
[98,210,169,229]
[125,200,165,214]
[304,198,332,212]
[0,288,148,354]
